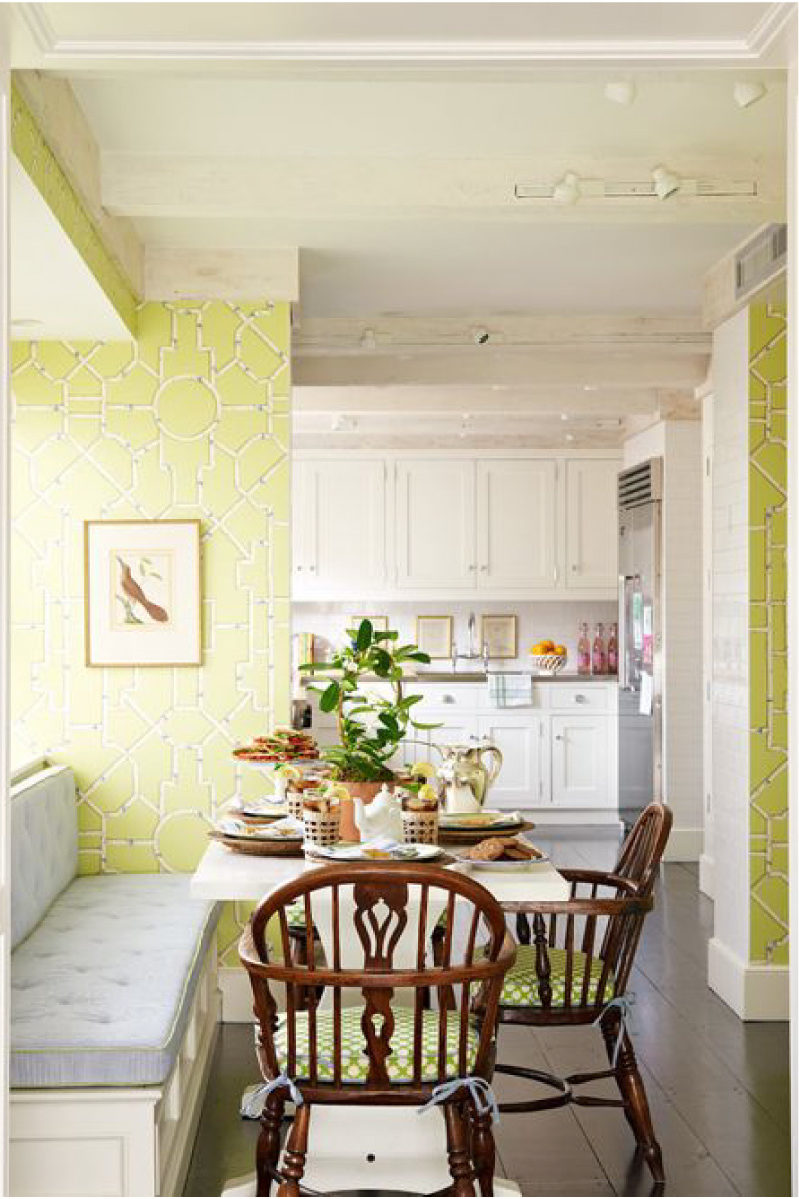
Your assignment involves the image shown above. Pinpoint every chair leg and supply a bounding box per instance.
[469,1102,495,1197]
[257,1093,285,1197]
[277,1103,311,1197]
[444,1102,476,1197]
[601,1017,664,1186]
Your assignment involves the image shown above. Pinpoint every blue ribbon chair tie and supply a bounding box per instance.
[417,1076,500,1126]
[592,993,636,1068]
[240,1072,304,1119]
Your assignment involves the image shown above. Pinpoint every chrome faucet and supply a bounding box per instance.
[468,612,477,657]
[451,641,458,674]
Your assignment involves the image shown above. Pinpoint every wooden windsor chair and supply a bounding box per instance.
[490,802,672,1186]
[240,863,516,1197]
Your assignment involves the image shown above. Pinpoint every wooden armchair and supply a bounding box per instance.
[240,863,516,1196]
[492,803,672,1185]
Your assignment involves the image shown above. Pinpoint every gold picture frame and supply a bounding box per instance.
[84,519,202,666]
[350,615,389,633]
[481,613,517,660]
[415,615,453,660]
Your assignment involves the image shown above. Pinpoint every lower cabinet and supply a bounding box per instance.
[475,713,545,809]
[550,714,609,808]
[306,683,617,814]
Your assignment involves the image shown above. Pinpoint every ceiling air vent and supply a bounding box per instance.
[618,459,663,510]
[734,224,787,300]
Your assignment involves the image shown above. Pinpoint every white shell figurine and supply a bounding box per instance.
[352,784,404,843]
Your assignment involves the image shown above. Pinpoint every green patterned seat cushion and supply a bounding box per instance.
[285,900,309,931]
[490,944,614,1008]
[275,1005,478,1083]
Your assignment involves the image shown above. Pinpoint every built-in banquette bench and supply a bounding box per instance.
[9,764,221,1197]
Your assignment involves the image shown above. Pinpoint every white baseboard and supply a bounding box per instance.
[663,825,703,862]
[708,937,789,1020]
[521,809,623,828]
[220,966,255,1023]
[698,853,714,898]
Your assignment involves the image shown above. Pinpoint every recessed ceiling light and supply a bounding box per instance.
[553,171,580,205]
[651,165,681,200]
[583,385,598,392]
[604,81,636,106]
[560,413,569,422]
[360,327,376,350]
[565,433,575,442]
[734,81,767,109]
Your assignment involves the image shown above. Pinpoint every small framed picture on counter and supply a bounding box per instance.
[351,614,388,633]
[415,614,453,659]
[481,613,517,660]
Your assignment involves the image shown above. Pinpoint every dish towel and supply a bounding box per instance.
[488,673,533,708]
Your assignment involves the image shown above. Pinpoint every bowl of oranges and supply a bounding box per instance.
[528,640,568,676]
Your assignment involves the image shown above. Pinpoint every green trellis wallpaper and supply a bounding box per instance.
[10,300,291,966]
[748,299,788,965]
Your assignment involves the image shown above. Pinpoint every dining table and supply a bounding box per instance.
[192,838,571,1196]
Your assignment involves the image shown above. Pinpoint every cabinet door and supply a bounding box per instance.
[477,459,557,589]
[550,715,609,807]
[294,458,386,597]
[477,714,544,809]
[565,459,619,590]
[395,459,476,589]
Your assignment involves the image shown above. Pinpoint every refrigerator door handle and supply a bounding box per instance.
[618,573,632,690]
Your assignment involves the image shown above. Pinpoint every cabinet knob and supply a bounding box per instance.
[468,564,476,572]
[571,564,578,572]
[480,564,488,572]
[296,565,303,572]
[443,694,455,704]
[574,694,587,704]
[308,565,316,573]
[555,734,564,741]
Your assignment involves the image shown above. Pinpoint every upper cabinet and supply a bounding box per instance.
[293,457,387,597]
[477,459,557,590]
[293,451,620,600]
[395,459,476,589]
[565,459,619,591]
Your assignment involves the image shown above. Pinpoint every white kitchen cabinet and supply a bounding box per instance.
[395,459,476,590]
[293,457,387,599]
[294,451,621,600]
[477,459,557,589]
[477,713,545,809]
[565,458,619,590]
[550,713,609,808]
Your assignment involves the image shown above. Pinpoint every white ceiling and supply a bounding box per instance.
[7,2,791,336]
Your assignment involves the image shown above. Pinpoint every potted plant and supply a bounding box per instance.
[301,619,438,837]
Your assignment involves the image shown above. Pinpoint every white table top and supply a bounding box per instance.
[191,840,571,904]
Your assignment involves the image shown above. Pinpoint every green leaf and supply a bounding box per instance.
[373,630,399,641]
[319,682,341,712]
[356,619,373,651]
[405,651,432,663]
[410,719,443,730]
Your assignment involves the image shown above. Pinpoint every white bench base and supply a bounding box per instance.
[10,945,220,1197]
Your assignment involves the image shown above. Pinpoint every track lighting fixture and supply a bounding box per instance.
[471,327,490,345]
[553,171,581,205]
[651,165,680,200]
[733,81,767,109]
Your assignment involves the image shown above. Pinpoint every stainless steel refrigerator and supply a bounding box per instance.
[617,458,663,829]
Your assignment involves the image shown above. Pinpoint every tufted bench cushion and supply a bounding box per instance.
[10,766,78,950]
[10,874,219,1089]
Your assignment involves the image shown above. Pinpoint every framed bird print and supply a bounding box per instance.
[84,520,201,666]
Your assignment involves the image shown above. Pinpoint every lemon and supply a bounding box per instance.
[409,761,436,780]
[322,781,351,802]
[418,784,438,801]
[275,763,302,781]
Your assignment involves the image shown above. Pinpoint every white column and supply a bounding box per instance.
[0,33,11,1196]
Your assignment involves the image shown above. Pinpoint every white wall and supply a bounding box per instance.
[624,419,704,859]
[709,308,750,965]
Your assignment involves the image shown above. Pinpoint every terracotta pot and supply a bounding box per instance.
[338,781,383,842]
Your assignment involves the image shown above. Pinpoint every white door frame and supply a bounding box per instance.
[0,40,11,1198]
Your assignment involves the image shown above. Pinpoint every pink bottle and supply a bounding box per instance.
[577,622,591,676]
[592,623,607,675]
[607,622,618,675]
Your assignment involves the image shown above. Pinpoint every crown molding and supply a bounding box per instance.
[14,2,796,67]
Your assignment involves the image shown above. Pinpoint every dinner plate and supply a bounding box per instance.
[213,817,303,842]
[309,841,442,863]
[439,810,524,831]
[456,849,550,872]
[230,801,287,821]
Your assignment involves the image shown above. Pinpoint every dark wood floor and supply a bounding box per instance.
[183,829,791,1197]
